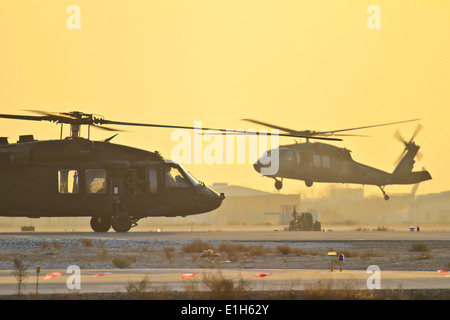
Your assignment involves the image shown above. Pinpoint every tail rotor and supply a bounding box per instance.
[393,124,423,166]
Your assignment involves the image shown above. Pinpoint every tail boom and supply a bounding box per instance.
[390,170,432,185]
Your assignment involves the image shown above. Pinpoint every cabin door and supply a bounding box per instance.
[51,166,113,217]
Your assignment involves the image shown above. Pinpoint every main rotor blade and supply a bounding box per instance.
[241,119,298,134]
[201,130,342,141]
[331,133,371,137]
[100,120,342,141]
[91,124,126,132]
[24,110,78,121]
[0,113,48,121]
[242,118,343,138]
[99,119,230,131]
[243,118,419,138]
[321,119,420,135]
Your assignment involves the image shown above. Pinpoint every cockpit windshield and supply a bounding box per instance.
[178,165,200,186]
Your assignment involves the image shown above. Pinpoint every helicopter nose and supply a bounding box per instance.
[198,187,225,212]
[253,161,261,173]
[209,191,225,211]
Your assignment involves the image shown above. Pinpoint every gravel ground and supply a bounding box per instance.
[1,237,449,272]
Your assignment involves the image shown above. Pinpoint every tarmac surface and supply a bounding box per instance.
[1,226,450,296]
[2,226,450,241]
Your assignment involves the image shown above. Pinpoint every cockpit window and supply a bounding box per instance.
[164,166,189,188]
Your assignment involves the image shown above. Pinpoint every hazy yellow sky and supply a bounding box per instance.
[0,1,449,198]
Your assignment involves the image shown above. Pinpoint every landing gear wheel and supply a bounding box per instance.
[90,216,112,232]
[111,212,132,232]
[305,179,313,187]
[379,186,390,201]
[274,179,283,190]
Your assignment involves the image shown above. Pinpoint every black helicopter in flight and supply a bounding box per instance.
[248,119,432,200]
[0,110,226,232]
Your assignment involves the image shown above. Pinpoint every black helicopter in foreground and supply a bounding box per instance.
[249,119,432,200]
[0,110,226,232]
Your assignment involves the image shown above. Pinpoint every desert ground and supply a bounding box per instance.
[1,224,450,300]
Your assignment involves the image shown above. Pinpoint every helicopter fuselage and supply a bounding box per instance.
[275,142,390,185]
[0,136,224,231]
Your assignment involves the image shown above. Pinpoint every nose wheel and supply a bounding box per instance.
[379,186,390,200]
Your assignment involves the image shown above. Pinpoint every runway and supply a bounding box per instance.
[2,226,450,241]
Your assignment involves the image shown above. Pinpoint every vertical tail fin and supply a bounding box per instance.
[392,124,422,175]
[392,141,420,175]
[391,141,432,184]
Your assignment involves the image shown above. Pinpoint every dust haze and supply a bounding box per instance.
[2,183,448,232]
